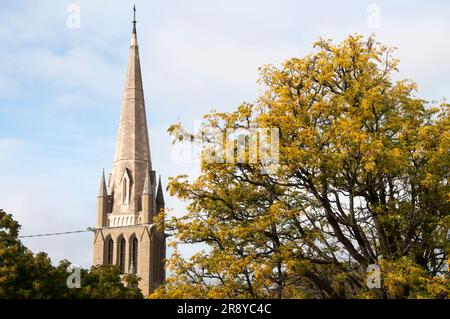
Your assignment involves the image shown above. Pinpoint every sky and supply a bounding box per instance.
[0,0,450,268]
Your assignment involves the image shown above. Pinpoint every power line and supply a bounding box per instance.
[18,228,95,239]
[16,224,156,239]
[1,223,158,241]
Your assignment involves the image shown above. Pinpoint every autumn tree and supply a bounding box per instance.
[151,35,450,299]
[0,209,143,299]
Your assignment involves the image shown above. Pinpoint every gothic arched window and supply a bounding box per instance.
[107,238,114,265]
[131,237,138,274]
[119,237,126,273]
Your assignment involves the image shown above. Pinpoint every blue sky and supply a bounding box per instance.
[1,0,450,268]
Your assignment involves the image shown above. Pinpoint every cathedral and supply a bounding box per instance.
[92,10,165,295]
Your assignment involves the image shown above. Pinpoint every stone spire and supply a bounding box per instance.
[96,169,110,227]
[113,8,150,165]
[99,169,107,197]
[110,8,151,215]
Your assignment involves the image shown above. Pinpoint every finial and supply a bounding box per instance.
[143,164,151,195]
[156,174,164,204]
[99,169,108,197]
[132,5,137,33]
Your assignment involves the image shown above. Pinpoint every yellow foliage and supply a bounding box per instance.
[154,34,450,299]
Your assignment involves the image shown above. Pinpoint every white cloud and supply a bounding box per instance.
[378,14,450,100]
[0,46,122,99]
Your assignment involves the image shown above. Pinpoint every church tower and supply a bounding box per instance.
[93,7,165,295]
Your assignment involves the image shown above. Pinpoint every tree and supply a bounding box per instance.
[0,209,48,298]
[150,35,450,299]
[65,263,143,299]
[0,209,143,299]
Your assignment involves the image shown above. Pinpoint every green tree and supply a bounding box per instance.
[69,264,143,299]
[0,209,143,299]
[151,35,450,299]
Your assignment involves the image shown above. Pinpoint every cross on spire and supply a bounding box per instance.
[132,5,137,33]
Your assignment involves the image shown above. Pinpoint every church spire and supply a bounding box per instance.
[93,10,166,296]
[113,6,150,165]
[109,7,152,215]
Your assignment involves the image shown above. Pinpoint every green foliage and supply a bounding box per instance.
[0,209,143,299]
